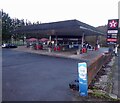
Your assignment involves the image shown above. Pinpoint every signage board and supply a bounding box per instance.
[107,30,118,33]
[107,19,119,44]
[108,19,119,30]
[78,62,88,96]
[107,38,117,42]
[107,34,117,38]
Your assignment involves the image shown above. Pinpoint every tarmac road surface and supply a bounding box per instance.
[2,49,86,101]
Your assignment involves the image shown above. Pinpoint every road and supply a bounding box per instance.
[2,49,85,101]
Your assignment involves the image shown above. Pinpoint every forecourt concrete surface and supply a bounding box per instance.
[2,47,108,101]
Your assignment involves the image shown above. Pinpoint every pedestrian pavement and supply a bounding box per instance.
[13,46,108,63]
[112,49,120,98]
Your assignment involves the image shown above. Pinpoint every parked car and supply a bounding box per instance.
[2,43,17,48]
[35,43,43,50]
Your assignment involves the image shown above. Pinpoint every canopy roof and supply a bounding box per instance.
[14,19,106,36]
[26,38,37,42]
[39,38,49,42]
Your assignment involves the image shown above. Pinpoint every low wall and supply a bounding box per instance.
[87,52,111,85]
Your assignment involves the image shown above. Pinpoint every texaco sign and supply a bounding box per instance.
[107,19,119,44]
[108,19,119,30]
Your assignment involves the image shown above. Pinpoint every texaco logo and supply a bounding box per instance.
[109,20,118,28]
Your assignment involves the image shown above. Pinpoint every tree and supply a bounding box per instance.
[2,10,12,42]
[2,10,25,43]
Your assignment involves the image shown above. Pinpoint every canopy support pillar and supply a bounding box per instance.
[77,32,84,55]
[48,35,52,52]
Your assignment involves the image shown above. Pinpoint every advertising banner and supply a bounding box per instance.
[78,62,88,96]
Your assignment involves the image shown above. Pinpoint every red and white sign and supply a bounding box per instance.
[107,38,117,42]
[107,19,119,44]
[109,20,118,28]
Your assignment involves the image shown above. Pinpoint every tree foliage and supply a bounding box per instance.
[2,10,26,43]
[2,10,12,42]
[2,10,42,43]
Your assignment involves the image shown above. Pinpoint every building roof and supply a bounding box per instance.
[14,19,106,36]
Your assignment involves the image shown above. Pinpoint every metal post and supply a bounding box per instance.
[77,34,83,55]
[96,36,99,50]
[24,35,26,45]
[118,1,120,27]
[48,35,51,52]
[81,32,85,48]
[55,35,58,51]
[77,32,84,54]
[49,35,51,41]
[55,35,57,46]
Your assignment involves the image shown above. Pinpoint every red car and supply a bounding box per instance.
[54,46,61,51]
[34,43,43,50]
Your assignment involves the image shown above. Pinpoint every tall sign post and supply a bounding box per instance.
[78,62,88,96]
[107,19,119,45]
[118,2,120,45]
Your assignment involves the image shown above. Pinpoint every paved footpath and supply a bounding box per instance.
[119,50,120,98]
[112,49,120,98]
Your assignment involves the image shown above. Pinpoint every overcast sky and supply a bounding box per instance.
[0,0,120,27]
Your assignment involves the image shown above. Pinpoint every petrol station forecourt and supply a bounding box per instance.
[12,19,114,92]
[13,19,107,93]
[3,19,120,101]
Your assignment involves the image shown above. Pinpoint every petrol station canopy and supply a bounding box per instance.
[14,19,106,36]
